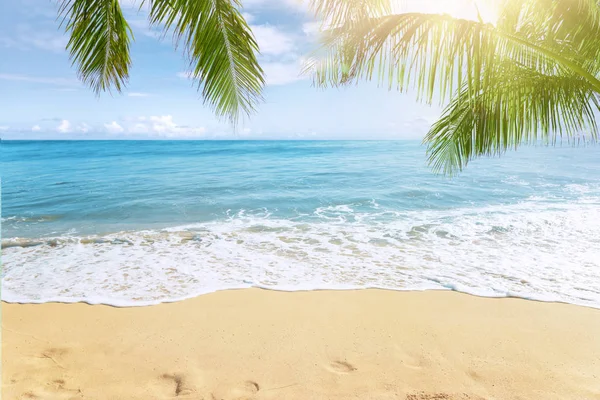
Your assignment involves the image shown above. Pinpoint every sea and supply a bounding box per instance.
[2,140,599,307]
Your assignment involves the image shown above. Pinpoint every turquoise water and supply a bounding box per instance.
[2,140,600,307]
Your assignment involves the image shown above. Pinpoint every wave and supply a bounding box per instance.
[3,199,600,308]
[1,214,63,223]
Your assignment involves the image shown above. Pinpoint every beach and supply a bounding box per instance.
[3,142,600,399]
[4,0,600,396]
[3,289,600,400]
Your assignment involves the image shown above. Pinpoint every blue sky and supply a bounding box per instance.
[0,0,489,140]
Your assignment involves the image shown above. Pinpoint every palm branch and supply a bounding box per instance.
[58,0,264,123]
[307,0,600,173]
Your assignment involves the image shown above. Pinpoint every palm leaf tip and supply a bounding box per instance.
[59,0,133,94]
[149,0,265,123]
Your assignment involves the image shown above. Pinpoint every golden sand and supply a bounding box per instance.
[3,289,600,400]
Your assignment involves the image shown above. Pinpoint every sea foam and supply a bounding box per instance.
[3,199,600,308]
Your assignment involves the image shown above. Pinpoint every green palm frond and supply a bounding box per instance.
[498,0,600,36]
[147,0,264,123]
[59,0,133,94]
[308,0,600,173]
[306,14,502,102]
[497,0,600,72]
[425,64,600,175]
[59,0,264,122]
[307,11,600,100]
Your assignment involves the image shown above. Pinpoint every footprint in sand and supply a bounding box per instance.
[400,350,432,370]
[43,378,83,398]
[37,347,69,368]
[244,381,260,394]
[160,373,195,397]
[228,380,260,399]
[327,360,357,374]
[406,394,451,400]
[51,379,66,389]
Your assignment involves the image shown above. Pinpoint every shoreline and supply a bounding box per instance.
[3,286,600,310]
[3,288,600,399]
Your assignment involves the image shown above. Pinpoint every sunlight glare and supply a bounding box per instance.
[395,0,499,23]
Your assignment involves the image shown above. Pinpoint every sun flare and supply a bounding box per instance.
[397,0,499,23]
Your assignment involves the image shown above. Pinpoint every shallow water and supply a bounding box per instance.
[2,140,599,307]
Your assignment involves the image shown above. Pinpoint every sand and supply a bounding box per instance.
[2,289,600,400]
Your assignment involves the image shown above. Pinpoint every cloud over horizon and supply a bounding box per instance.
[0,0,442,140]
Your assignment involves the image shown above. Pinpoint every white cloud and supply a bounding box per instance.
[104,121,125,134]
[242,12,256,23]
[251,25,294,56]
[56,120,71,133]
[127,92,152,97]
[0,73,78,86]
[0,126,9,131]
[1,25,68,53]
[147,115,206,137]
[149,115,178,133]
[127,19,162,39]
[77,123,90,133]
[25,33,68,53]
[121,115,206,137]
[263,61,306,85]
[129,123,148,133]
[31,125,41,131]
[302,21,322,37]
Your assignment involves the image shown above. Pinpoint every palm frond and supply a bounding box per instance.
[306,10,600,103]
[498,0,600,36]
[497,0,600,72]
[424,64,600,175]
[147,0,264,123]
[307,0,600,174]
[309,0,393,27]
[59,0,133,94]
[306,14,498,103]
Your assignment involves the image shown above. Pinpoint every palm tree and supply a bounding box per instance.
[306,0,600,174]
[58,0,264,123]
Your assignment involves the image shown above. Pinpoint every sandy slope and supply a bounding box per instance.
[3,289,600,400]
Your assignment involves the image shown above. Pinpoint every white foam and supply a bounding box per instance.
[3,199,600,308]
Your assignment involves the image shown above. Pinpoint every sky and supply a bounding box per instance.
[0,0,493,140]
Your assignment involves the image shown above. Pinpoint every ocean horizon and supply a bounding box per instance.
[2,140,599,307]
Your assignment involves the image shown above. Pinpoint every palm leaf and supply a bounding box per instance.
[307,11,600,100]
[425,64,600,175]
[307,0,600,173]
[59,0,133,94]
[146,0,264,123]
